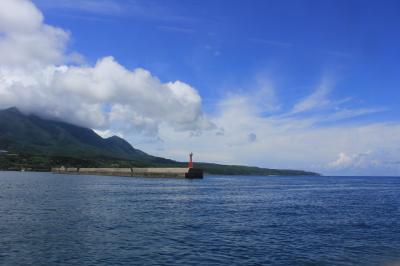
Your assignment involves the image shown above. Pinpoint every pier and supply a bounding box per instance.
[52,153,203,179]
[52,167,203,179]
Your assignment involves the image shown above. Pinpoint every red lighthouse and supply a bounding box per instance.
[188,152,193,168]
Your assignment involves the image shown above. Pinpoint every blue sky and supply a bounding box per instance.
[34,0,400,117]
[1,0,400,175]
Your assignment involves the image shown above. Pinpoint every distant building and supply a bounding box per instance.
[0,150,8,155]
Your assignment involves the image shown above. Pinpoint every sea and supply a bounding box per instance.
[0,171,399,266]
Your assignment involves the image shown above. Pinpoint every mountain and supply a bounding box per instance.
[0,107,166,160]
[0,107,319,175]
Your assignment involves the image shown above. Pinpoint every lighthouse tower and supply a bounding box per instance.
[188,152,193,168]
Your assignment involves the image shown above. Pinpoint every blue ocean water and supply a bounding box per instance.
[0,172,399,266]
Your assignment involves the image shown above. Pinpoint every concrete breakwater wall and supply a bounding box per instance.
[52,167,203,179]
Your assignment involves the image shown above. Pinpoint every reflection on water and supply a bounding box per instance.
[0,172,399,265]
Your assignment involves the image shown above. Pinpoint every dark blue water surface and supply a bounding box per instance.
[0,172,400,266]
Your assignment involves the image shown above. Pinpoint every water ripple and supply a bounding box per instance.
[0,172,399,265]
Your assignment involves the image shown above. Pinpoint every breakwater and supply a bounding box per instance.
[52,167,203,179]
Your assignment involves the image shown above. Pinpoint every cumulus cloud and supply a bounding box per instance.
[0,0,213,136]
[328,152,354,168]
[0,0,70,66]
[327,150,400,175]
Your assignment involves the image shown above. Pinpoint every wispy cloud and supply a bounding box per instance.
[322,108,385,122]
[137,73,400,176]
[280,78,385,124]
[147,88,400,175]
[326,50,353,58]
[53,13,115,23]
[250,38,293,48]
[158,26,195,34]
[34,0,198,22]
[34,0,124,15]
[290,79,332,114]
[205,45,221,57]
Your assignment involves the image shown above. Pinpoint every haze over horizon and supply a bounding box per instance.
[0,0,399,175]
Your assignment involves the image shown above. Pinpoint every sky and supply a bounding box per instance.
[0,0,400,175]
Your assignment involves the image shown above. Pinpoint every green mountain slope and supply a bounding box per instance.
[0,107,166,161]
[0,107,319,176]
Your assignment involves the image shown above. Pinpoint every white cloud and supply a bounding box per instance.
[0,0,214,136]
[323,107,385,122]
[291,78,332,114]
[0,57,214,135]
[94,129,124,139]
[327,150,399,175]
[0,0,70,66]
[328,152,354,168]
[139,88,400,176]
